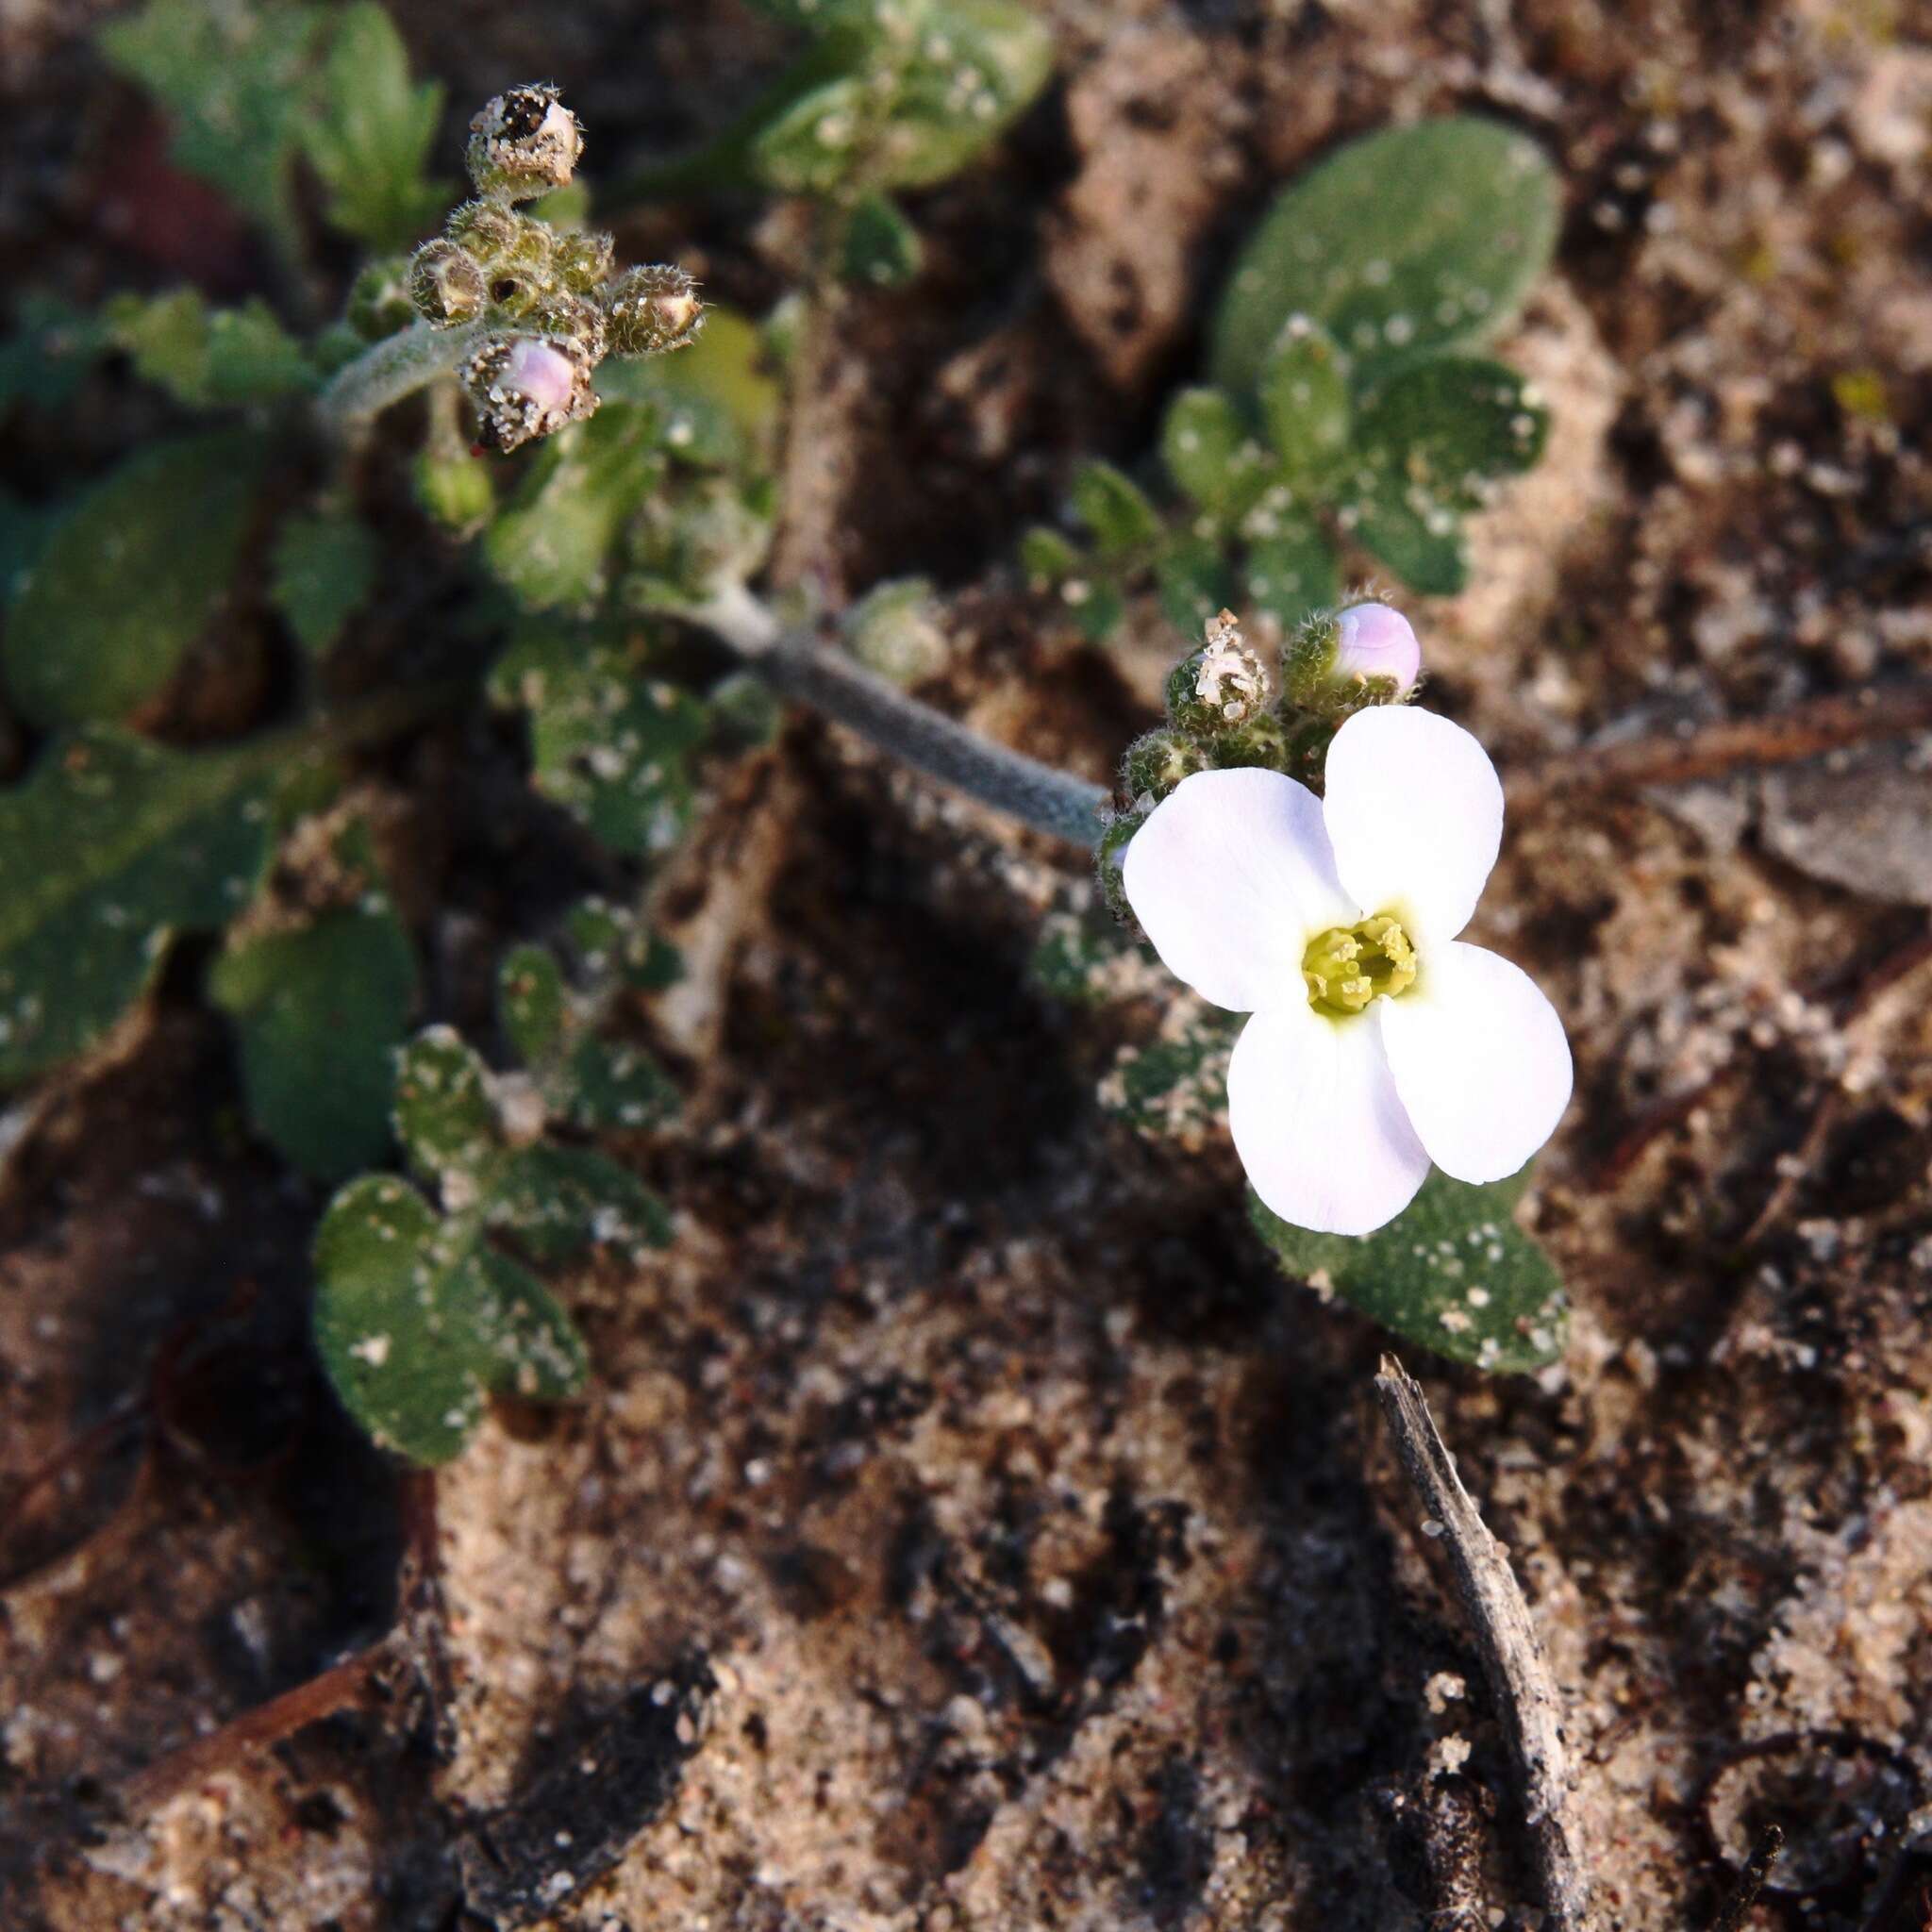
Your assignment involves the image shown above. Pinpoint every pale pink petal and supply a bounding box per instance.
[1123,767,1355,1013]
[1227,1001,1431,1235]
[1379,941,1573,1184]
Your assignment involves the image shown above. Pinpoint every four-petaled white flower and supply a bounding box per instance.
[1123,705,1572,1236]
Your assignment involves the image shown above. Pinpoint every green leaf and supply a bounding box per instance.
[1257,321,1351,487]
[209,857,416,1182]
[497,942,569,1066]
[271,510,379,656]
[841,191,924,288]
[488,628,709,859]
[109,292,314,407]
[2,430,269,728]
[0,296,112,418]
[1210,117,1560,396]
[1349,355,1550,509]
[0,729,275,1083]
[1065,576,1125,643]
[300,1,448,251]
[0,491,60,607]
[751,75,872,195]
[393,1025,500,1191]
[1350,500,1469,596]
[1249,1169,1568,1373]
[98,0,325,247]
[1156,535,1234,636]
[311,1174,587,1465]
[1020,526,1082,588]
[484,405,667,612]
[489,1142,673,1263]
[1242,519,1340,631]
[564,898,683,992]
[1100,1008,1240,1141]
[878,0,1053,190]
[1160,388,1273,518]
[1071,460,1161,559]
[563,1033,680,1133]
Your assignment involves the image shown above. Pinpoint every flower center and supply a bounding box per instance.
[1302,915,1417,1018]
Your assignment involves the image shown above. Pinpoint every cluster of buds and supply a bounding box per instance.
[404,85,706,452]
[1108,601,1423,917]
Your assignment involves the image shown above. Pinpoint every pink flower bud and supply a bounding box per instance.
[1332,603,1421,694]
[504,339,577,415]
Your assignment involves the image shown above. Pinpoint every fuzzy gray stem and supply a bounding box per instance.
[697,585,1108,847]
[317,322,487,434]
[1373,1356,1593,1932]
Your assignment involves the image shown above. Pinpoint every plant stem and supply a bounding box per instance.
[697,584,1109,848]
[316,322,487,436]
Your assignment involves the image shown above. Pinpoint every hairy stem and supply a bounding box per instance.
[316,322,487,435]
[697,584,1108,848]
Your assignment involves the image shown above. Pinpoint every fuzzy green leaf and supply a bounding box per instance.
[312,1175,588,1465]
[497,942,569,1067]
[270,510,379,656]
[842,191,924,287]
[1242,519,1340,631]
[485,405,667,612]
[1072,460,1161,559]
[209,875,416,1182]
[0,729,275,1083]
[563,1034,681,1133]
[1020,526,1082,588]
[490,629,708,859]
[1349,355,1550,509]
[877,0,1054,190]
[564,898,683,992]
[0,296,112,418]
[2,430,269,728]
[1257,322,1351,486]
[1100,1008,1240,1141]
[1156,535,1234,636]
[1249,1169,1567,1373]
[108,291,315,407]
[1160,388,1273,518]
[1211,118,1559,395]
[393,1025,500,1190]
[751,76,872,195]
[98,0,325,247]
[1350,501,1469,596]
[300,1,448,251]
[489,1142,673,1264]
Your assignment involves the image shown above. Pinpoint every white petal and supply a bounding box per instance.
[1379,941,1573,1184]
[1322,706,1504,940]
[1227,1002,1431,1236]
[1123,767,1355,1013]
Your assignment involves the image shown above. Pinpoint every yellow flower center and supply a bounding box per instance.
[1302,914,1418,1018]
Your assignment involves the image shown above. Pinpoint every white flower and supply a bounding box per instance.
[1122,705,1572,1236]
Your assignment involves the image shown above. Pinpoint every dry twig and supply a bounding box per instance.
[1508,680,1932,811]
[1710,1823,1782,1931]
[1374,1356,1592,1932]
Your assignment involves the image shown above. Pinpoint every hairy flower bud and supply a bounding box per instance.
[604,264,706,357]
[464,333,596,453]
[444,199,525,265]
[1332,602,1421,695]
[553,228,616,291]
[1124,729,1209,801]
[466,84,583,203]
[527,292,608,365]
[348,258,416,341]
[408,239,488,326]
[1165,609,1269,735]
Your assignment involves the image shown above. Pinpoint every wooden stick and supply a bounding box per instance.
[1711,1824,1782,1932]
[1373,1356,1592,1932]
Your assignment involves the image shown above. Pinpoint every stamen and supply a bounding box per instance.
[1303,914,1417,1017]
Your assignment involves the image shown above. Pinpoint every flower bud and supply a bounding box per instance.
[464,333,596,453]
[466,84,584,203]
[408,239,488,326]
[553,228,616,291]
[604,264,706,357]
[1164,608,1268,735]
[347,258,416,341]
[445,199,525,265]
[527,291,608,365]
[1332,602,1421,695]
[1123,729,1208,801]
